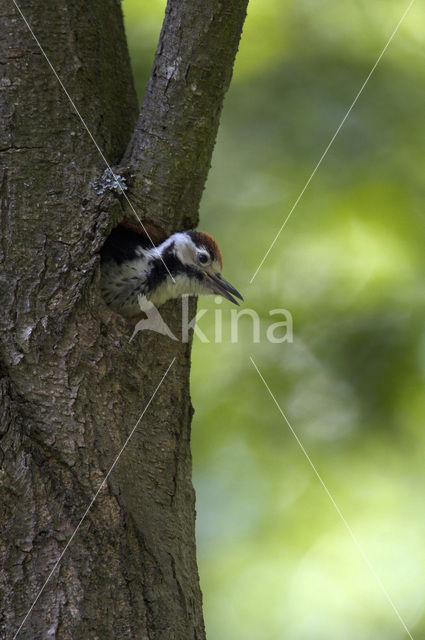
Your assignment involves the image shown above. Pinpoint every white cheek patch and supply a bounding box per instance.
[173,234,196,265]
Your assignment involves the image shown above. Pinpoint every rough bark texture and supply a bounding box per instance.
[0,0,248,639]
[123,0,248,232]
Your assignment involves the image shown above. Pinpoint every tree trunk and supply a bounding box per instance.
[0,1,248,638]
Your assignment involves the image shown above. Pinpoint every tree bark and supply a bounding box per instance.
[0,1,247,639]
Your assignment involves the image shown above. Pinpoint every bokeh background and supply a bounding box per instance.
[124,2,425,638]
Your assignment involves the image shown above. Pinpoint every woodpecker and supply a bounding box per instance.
[100,224,243,318]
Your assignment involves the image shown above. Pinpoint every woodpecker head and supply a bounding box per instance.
[100,226,243,317]
[147,230,244,307]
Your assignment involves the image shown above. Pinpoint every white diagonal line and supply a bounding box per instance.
[250,0,415,284]
[12,357,175,640]
[250,356,414,640]
[12,0,176,284]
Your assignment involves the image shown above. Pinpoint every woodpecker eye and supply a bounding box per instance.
[198,253,210,266]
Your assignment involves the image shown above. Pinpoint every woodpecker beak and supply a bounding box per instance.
[205,273,244,305]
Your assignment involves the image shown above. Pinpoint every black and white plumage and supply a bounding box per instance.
[100,225,243,318]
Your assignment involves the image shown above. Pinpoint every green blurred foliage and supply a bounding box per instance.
[123,1,425,638]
